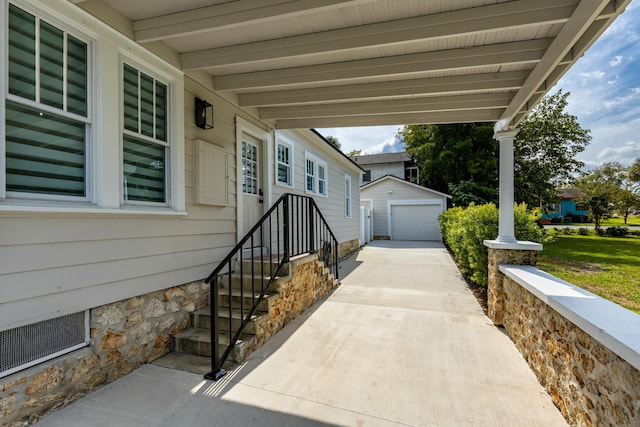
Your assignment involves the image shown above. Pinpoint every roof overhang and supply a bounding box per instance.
[74,0,631,131]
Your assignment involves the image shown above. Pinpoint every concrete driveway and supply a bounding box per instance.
[35,241,567,426]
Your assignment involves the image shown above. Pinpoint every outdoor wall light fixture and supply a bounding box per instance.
[195,97,214,129]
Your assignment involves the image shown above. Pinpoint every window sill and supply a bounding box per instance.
[0,202,187,218]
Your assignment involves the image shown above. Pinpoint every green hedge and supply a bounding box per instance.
[440,203,543,286]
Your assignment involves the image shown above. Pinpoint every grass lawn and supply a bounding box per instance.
[538,234,640,314]
[558,214,640,227]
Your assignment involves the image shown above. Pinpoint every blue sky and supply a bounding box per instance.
[318,2,640,167]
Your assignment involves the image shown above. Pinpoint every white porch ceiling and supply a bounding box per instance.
[81,0,631,130]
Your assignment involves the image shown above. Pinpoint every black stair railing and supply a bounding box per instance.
[204,193,339,381]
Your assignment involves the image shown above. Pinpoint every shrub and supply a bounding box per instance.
[561,227,573,235]
[578,227,589,236]
[605,226,629,237]
[440,203,544,286]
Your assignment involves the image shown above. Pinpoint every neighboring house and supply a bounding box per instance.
[353,152,419,185]
[360,175,451,241]
[0,0,361,409]
[545,188,590,222]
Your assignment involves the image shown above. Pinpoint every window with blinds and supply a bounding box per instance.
[122,63,168,204]
[5,4,89,199]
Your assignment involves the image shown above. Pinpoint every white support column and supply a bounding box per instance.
[495,129,519,243]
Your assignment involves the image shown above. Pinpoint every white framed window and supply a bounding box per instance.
[1,1,185,214]
[345,174,352,218]
[122,62,169,205]
[305,152,327,196]
[2,3,91,201]
[275,135,293,187]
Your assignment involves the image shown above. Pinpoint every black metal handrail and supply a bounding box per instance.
[204,193,339,381]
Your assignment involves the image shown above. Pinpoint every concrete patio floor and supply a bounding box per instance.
[35,240,567,426]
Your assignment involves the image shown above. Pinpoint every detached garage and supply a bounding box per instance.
[361,175,451,241]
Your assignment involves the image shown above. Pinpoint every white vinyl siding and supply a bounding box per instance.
[4,3,90,200]
[0,0,191,337]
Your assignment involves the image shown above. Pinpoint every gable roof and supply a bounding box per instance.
[558,187,584,200]
[361,174,452,199]
[354,152,412,166]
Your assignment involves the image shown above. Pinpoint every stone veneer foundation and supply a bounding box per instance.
[338,238,360,259]
[1,281,209,427]
[0,246,347,427]
[241,253,339,358]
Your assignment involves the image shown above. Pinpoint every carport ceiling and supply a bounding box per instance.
[80,0,630,130]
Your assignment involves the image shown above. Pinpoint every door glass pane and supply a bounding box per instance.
[5,101,86,197]
[8,5,36,100]
[242,141,258,194]
[123,134,166,203]
[39,21,64,109]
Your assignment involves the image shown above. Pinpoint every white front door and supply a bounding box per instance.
[241,133,263,235]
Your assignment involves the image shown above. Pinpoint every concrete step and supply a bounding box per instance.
[218,309,266,334]
[218,288,272,312]
[239,258,289,276]
[218,273,288,293]
[152,352,239,376]
[172,327,254,363]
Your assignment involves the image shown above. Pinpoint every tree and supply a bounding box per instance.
[515,90,591,207]
[398,90,590,208]
[347,149,362,158]
[574,162,625,230]
[630,157,640,182]
[325,136,341,150]
[398,123,498,205]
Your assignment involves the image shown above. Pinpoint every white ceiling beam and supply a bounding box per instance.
[134,0,372,42]
[240,71,529,107]
[214,39,550,91]
[275,109,504,129]
[180,0,576,70]
[259,93,514,119]
[495,0,629,132]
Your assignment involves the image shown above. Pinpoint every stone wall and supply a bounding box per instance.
[0,281,208,427]
[338,238,360,259]
[247,254,339,355]
[486,247,537,325]
[502,275,640,426]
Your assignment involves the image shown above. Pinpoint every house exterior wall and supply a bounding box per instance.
[362,162,405,183]
[272,129,361,252]
[0,1,355,357]
[361,179,447,238]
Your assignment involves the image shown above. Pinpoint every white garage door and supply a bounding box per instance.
[390,204,442,241]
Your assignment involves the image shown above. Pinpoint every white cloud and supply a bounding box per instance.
[595,141,640,165]
[579,70,606,80]
[315,126,401,154]
[609,55,624,66]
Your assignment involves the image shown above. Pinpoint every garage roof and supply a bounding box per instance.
[361,174,452,199]
[75,0,631,131]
